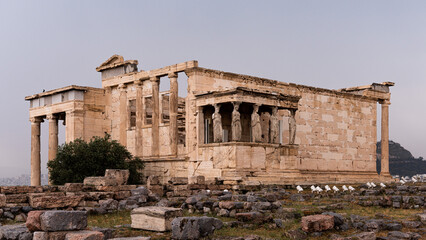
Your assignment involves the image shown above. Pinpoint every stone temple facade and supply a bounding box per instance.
[26,55,394,186]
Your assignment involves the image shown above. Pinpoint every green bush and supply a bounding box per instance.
[48,134,144,185]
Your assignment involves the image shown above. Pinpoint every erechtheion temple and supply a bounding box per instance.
[25,55,394,186]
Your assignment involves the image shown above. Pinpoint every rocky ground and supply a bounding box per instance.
[1,182,425,239]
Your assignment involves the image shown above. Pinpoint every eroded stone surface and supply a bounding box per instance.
[40,211,87,231]
[131,207,182,232]
[0,224,32,240]
[301,214,334,232]
[171,216,223,240]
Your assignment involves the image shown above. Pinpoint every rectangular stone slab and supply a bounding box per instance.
[131,207,182,232]
[40,211,87,231]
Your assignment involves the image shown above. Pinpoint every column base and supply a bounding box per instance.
[379,173,393,183]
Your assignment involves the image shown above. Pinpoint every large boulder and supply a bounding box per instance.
[131,207,182,232]
[0,224,32,240]
[171,217,223,240]
[301,214,334,232]
[40,211,87,231]
[26,211,45,232]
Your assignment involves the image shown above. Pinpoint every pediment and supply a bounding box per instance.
[96,54,124,71]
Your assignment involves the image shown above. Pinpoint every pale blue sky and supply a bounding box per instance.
[0,0,425,177]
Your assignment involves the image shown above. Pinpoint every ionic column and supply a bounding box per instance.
[47,114,58,185]
[151,76,160,156]
[169,72,178,156]
[30,117,43,186]
[135,80,143,157]
[380,101,390,176]
[118,84,127,147]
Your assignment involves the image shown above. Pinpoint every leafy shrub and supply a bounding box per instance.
[48,134,144,185]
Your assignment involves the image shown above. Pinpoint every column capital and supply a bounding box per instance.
[150,76,160,82]
[168,72,178,79]
[134,79,143,86]
[30,117,43,124]
[118,83,127,90]
[379,100,391,105]
[46,114,58,120]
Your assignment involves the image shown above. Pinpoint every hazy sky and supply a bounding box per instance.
[0,0,425,178]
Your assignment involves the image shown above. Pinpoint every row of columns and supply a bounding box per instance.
[30,114,59,186]
[211,102,296,144]
[117,73,179,158]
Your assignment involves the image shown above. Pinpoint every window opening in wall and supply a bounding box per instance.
[128,99,136,129]
[145,96,153,125]
[162,94,170,123]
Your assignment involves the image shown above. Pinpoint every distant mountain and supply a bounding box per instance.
[0,174,48,186]
[377,140,426,177]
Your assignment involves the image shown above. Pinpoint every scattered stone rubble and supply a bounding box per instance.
[0,174,425,239]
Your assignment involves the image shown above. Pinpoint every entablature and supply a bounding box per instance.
[194,87,300,109]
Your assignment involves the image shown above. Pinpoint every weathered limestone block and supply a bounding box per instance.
[64,183,84,192]
[29,193,83,209]
[34,231,104,240]
[67,192,115,201]
[33,231,67,240]
[83,177,117,186]
[168,177,188,185]
[0,224,32,240]
[95,185,137,192]
[109,237,151,240]
[114,191,132,200]
[26,211,45,232]
[147,176,160,188]
[171,217,223,240]
[0,194,6,207]
[40,211,87,231]
[0,186,43,194]
[99,199,119,211]
[65,231,104,240]
[301,214,334,232]
[188,176,205,185]
[105,169,130,185]
[131,207,183,232]
[6,194,28,204]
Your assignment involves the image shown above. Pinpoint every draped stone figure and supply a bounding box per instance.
[231,102,242,141]
[213,104,223,143]
[251,104,262,142]
[270,107,279,144]
[289,109,296,144]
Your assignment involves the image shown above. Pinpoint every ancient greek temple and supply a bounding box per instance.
[26,55,394,186]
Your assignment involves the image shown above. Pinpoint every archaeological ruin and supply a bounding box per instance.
[25,55,394,186]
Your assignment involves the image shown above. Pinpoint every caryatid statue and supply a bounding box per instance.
[231,102,242,141]
[213,104,223,143]
[251,104,262,142]
[270,107,279,144]
[289,109,297,144]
